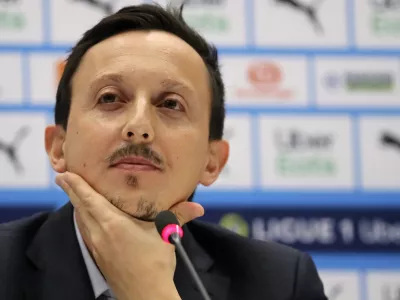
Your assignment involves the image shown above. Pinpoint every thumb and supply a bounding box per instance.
[169,201,205,226]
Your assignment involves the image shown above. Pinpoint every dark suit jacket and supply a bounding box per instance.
[0,202,328,300]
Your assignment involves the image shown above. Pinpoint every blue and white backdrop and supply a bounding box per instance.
[0,1,400,299]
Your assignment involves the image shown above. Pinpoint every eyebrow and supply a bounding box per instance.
[89,73,123,90]
[159,78,195,96]
[89,73,195,96]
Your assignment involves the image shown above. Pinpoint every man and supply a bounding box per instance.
[0,3,328,300]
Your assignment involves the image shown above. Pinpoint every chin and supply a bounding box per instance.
[106,192,160,221]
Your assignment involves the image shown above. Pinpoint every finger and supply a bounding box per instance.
[169,201,204,226]
[56,172,116,223]
[55,174,81,209]
[56,174,98,228]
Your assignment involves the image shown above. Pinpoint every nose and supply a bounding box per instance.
[122,96,154,144]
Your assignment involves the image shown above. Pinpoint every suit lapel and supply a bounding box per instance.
[23,202,231,300]
[174,223,230,300]
[24,202,94,300]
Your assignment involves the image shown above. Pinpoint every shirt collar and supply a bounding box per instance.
[73,210,110,299]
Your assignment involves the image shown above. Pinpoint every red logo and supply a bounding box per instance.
[236,62,293,99]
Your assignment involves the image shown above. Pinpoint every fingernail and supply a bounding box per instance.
[194,203,205,217]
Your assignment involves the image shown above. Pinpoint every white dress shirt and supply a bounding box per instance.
[73,211,117,299]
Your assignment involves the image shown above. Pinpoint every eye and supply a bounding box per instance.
[98,92,120,104]
[159,98,184,111]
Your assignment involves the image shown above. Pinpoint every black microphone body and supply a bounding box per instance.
[155,211,211,300]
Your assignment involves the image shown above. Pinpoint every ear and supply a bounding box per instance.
[199,139,229,187]
[45,125,67,173]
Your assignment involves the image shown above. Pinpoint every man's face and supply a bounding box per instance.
[46,30,228,220]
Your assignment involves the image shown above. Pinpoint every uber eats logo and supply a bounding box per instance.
[182,0,229,33]
[0,0,26,30]
[369,0,400,36]
[274,129,337,177]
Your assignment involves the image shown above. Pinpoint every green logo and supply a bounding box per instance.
[277,155,336,177]
[0,6,26,30]
[275,130,337,177]
[185,13,229,33]
[219,213,249,237]
[372,15,400,36]
[346,73,394,91]
[370,1,400,36]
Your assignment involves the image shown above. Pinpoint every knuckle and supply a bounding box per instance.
[101,218,125,236]
[91,232,103,247]
[80,192,93,206]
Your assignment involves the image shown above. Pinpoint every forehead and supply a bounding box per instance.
[72,30,210,94]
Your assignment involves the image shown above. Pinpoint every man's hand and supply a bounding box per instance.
[55,171,204,300]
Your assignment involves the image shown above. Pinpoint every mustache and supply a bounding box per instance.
[106,143,164,169]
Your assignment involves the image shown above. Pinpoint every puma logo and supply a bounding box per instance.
[327,284,343,300]
[71,0,114,15]
[276,0,326,34]
[382,132,400,152]
[0,126,30,174]
[381,284,400,300]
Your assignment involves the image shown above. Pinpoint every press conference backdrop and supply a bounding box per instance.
[1,0,400,299]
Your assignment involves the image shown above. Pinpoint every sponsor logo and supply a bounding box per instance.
[367,272,400,300]
[252,216,337,244]
[359,218,400,246]
[319,271,361,300]
[276,0,326,34]
[235,62,293,99]
[180,0,229,33]
[369,0,400,36]
[381,284,400,300]
[274,129,336,177]
[0,126,30,174]
[219,213,249,237]
[205,209,400,251]
[370,0,400,10]
[72,0,114,15]
[0,0,26,30]
[324,71,394,91]
[382,132,400,152]
[326,283,344,300]
[360,118,400,189]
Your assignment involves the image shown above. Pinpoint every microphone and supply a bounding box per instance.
[155,211,211,300]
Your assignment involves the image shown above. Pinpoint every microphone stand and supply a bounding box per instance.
[170,234,211,300]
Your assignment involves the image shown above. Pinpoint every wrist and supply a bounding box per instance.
[150,281,181,300]
[117,279,181,300]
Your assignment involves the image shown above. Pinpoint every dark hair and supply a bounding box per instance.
[55,2,225,141]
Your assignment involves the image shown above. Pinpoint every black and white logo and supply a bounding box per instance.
[381,284,400,300]
[0,126,29,174]
[360,117,400,190]
[327,283,344,300]
[179,0,225,6]
[276,0,326,34]
[382,132,400,153]
[369,0,400,11]
[71,0,114,14]
[0,0,20,4]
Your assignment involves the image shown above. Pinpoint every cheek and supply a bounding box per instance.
[167,129,209,175]
[64,119,113,170]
